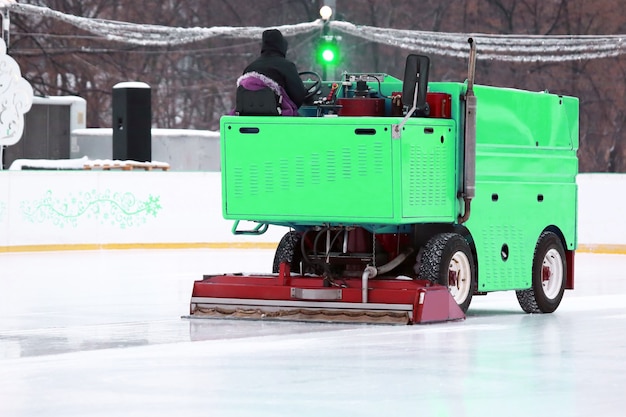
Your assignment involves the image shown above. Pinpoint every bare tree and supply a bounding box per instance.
[7,0,626,171]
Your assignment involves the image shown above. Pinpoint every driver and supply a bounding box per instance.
[238,29,307,116]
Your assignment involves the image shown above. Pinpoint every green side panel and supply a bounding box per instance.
[474,84,579,149]
[468,182,577,292]
[465,85,579,292]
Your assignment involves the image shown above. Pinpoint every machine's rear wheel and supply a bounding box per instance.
[272,231,302,273]
[417,233,476,312]
[516,231,566,313]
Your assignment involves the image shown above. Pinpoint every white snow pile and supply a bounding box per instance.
[9,156,170,171]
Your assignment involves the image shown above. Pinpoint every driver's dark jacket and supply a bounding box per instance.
[243,31,307,108]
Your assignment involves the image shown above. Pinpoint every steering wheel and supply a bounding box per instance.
[299,71,322,100]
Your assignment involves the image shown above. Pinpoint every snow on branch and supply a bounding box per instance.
[7,3,626,61]
[7,3,323,46]
[330,21,626,62]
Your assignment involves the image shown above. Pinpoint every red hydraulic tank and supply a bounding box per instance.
[337,98,385,117]
[426,92,452,118]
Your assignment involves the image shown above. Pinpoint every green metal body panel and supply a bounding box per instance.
[220,78,579,293]
[466,84,578,291]
[221,117,457,227]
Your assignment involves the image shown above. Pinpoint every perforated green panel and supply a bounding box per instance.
[400,124,456,219]
[221,117,457,225]
[222,119,396,223]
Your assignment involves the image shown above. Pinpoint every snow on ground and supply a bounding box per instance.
[0,248,625,417]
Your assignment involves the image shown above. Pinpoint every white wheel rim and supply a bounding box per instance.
[541,248,564,299]
[448,251,472,303]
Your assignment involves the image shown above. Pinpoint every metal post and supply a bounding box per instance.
[320,1,336,80]
[322,21,329,80]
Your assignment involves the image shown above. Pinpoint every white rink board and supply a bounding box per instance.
[0,171,624,250]
[0,170,286,248]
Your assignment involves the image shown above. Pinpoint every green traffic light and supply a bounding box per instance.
[317,39,340,65]
[322,49,335,62]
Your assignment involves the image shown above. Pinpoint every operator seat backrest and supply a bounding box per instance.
[402,54,430,116]
[235,86,281,116]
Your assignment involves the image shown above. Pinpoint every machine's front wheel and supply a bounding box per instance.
[272,231,302,273]
[516,231,566,313]
[417,233,476,313]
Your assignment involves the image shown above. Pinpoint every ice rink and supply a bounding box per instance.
[1,248,625,417]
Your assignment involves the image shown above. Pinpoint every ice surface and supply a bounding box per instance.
[1,249,625,417]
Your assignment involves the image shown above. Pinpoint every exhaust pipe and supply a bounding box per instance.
[459,38,477,224]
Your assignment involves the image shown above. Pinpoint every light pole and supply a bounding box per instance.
[318,5,339,80]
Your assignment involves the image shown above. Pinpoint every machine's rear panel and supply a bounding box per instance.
[221,116,457,226]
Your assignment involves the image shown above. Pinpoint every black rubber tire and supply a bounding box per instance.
[417,233,476,313]
[516,231,567,314]
[272,231,302,273]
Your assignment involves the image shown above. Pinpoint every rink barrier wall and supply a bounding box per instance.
[0,242,280,253]
[0,171,624,254]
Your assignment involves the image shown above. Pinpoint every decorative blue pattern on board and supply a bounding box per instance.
[20,189,162,228]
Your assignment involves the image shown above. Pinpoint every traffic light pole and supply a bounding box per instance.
[319,2,336,80]
[322,20,328,79]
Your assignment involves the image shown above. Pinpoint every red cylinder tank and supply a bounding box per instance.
[337,98,385,116]
[426,92,452,118]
